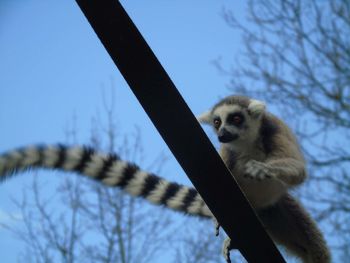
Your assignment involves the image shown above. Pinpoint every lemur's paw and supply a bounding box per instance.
[244,160,275,181]
[222,237,232,263]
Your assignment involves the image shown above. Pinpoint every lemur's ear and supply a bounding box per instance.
[197,110,212,125]
[248,99,266,118]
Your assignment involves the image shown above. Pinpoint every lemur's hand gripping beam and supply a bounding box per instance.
[75,1,286,262]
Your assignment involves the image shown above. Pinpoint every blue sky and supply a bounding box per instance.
[0,1,248,262]
[0,0,245,150]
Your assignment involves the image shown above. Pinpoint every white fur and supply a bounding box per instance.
[187,194,205,215]
[244,160,274,180]
[22,147,41,166]
[248,99,266,117]
[186,197,201,214]
[104,161,128,185]
[63,147,86,170]
[200,203,212,217]
[166,186,190,209]
[42,146,60,167]
[124,170,148,196]
[147,180,169,204]
[82,153,106,177]
[197,110,212,124]
[0,157,5,175]
[6,150,23,169]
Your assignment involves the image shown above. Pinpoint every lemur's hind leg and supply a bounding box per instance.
[259,194,330,263]
[212,217,239,263]
[222,237,233,263]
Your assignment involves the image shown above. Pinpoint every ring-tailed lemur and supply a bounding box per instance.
[0,95,330,263]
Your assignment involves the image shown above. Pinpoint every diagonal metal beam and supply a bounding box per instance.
[75,1,286,262]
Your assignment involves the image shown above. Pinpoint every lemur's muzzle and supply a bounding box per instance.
[218,128,239,143]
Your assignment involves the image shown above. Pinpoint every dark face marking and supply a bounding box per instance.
[226,112,245,127]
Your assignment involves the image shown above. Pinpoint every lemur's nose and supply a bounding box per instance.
[218,128,239,143]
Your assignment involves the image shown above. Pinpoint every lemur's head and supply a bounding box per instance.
[198,95,266,147]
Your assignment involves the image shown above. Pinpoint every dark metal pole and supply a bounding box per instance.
[75,1,286,262]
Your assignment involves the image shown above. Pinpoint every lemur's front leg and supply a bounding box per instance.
[244,158,306,186]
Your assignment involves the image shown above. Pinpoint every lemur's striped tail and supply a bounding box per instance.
[0,144,211,218]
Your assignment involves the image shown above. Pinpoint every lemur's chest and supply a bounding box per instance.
[220,146,286,209]
[220,146,266,174]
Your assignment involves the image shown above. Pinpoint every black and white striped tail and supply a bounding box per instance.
[0,144,211,218]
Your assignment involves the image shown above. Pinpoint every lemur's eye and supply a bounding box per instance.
[227,113,244,126]
[233,116,242,124]
[213,118,221,129]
